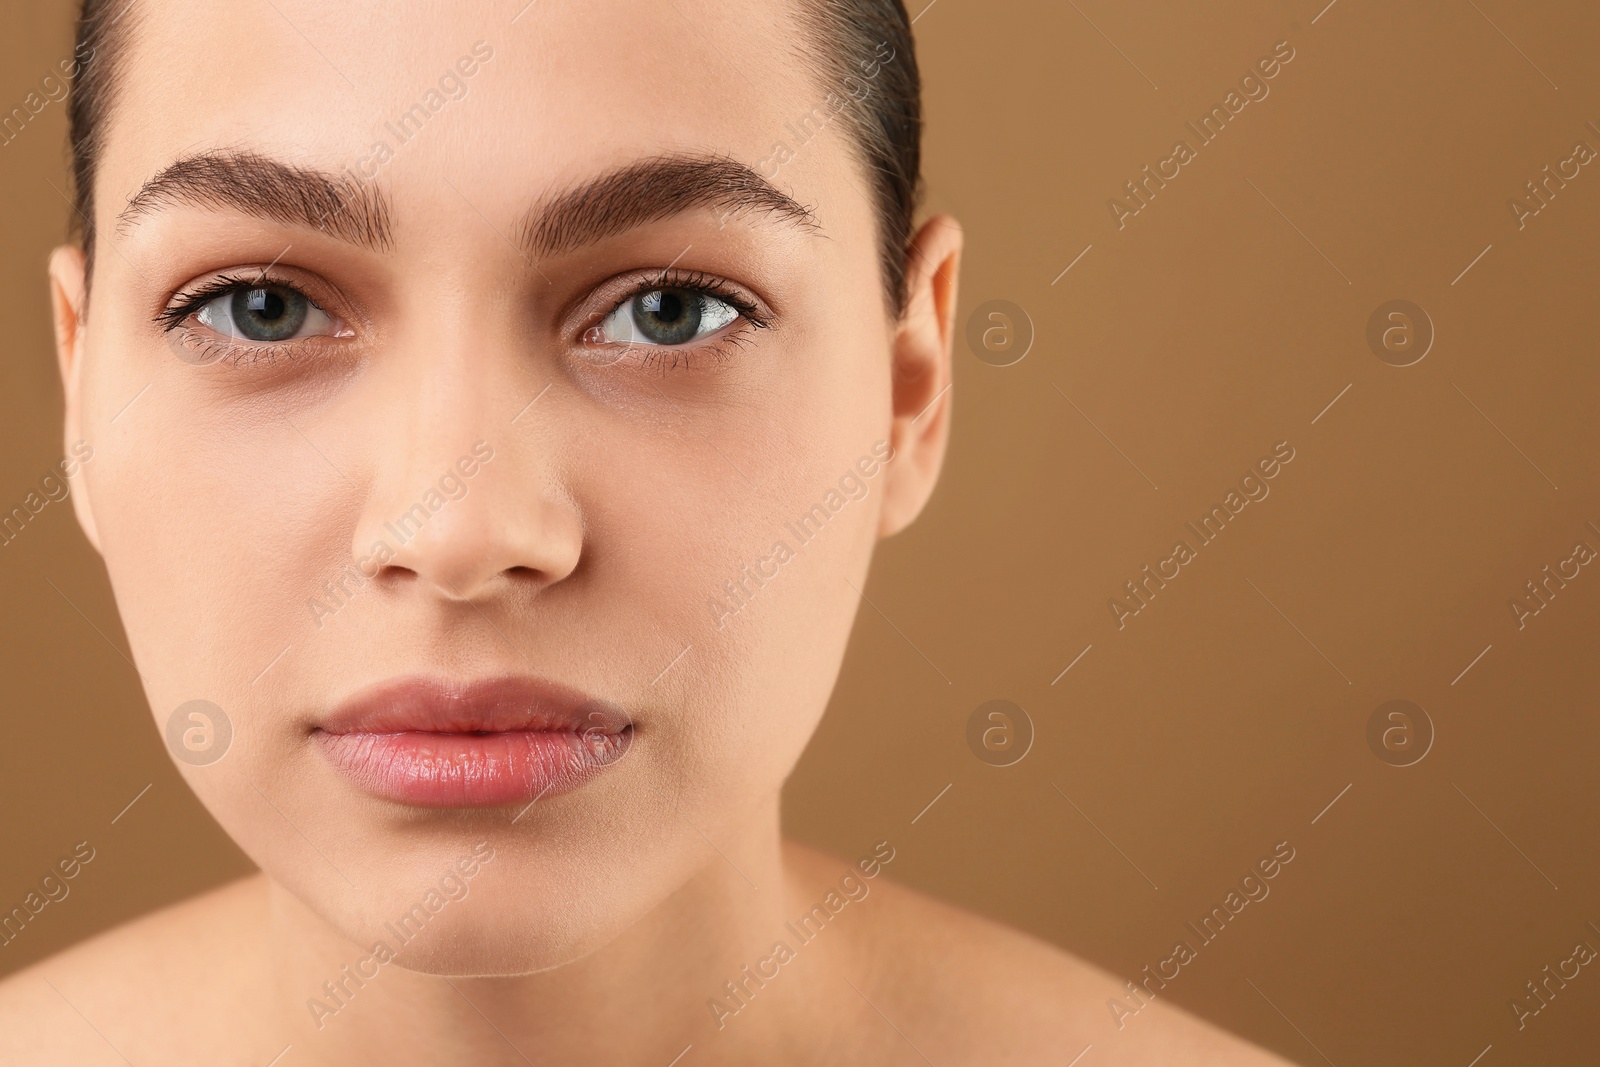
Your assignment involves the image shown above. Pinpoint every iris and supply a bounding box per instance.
[228,285,308,342]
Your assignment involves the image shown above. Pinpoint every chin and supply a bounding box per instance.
[381,912,602,978]
[300,836,687,979]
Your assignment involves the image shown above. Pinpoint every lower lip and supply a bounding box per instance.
[315,728,631,807]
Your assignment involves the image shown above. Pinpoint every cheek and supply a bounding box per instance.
[93,394,345,685]
[87,379,354,860]
[577,322,889,791]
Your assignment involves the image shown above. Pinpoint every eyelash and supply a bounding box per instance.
[156,268,771,371]
[158,273,270,332]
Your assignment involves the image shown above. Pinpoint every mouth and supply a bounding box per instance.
[313,675,633,808]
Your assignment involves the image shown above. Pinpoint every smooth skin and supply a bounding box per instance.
[1,0,1294,1062]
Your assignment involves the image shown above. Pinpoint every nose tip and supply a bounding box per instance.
[372,491,584,602]
[351,442,582,603]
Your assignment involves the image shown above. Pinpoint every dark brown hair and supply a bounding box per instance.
[67,0,921,311]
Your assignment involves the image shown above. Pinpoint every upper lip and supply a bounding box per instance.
[317,675,631,736]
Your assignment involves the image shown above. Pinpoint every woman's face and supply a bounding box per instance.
[52,0,952,972]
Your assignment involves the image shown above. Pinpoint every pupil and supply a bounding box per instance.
[246,288,286,321]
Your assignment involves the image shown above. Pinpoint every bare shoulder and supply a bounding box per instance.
[0,874,269,1065]
[783,841,1293,1066]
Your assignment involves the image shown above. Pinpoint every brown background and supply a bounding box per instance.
[4,0,1598,1062]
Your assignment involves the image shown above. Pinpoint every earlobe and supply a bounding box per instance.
[49,244,102,554]
[878,215,962,539]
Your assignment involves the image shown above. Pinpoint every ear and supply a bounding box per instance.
[878,214,961,538]
[49,244,102,554]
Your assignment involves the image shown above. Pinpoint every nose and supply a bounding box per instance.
[348,354,582,603]
[356,441,583,601]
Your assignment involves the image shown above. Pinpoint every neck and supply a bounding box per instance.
[261,794,818,1064]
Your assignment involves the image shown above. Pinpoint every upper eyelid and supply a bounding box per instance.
[590,270,769,331]
[158,274,335,333]
[611,272,749,307]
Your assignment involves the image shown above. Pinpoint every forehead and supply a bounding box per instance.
[101,0,835,229]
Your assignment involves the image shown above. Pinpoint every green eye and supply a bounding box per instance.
[195,283,333,343]
[600,287,740,347]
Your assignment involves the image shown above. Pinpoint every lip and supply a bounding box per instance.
[314,675,633,808]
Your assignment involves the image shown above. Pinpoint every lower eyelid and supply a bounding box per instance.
[165,331,317,368]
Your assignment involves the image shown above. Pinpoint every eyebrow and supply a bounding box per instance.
[114,150,818,259]
[519,154,820,258]
[116,150,393,249]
